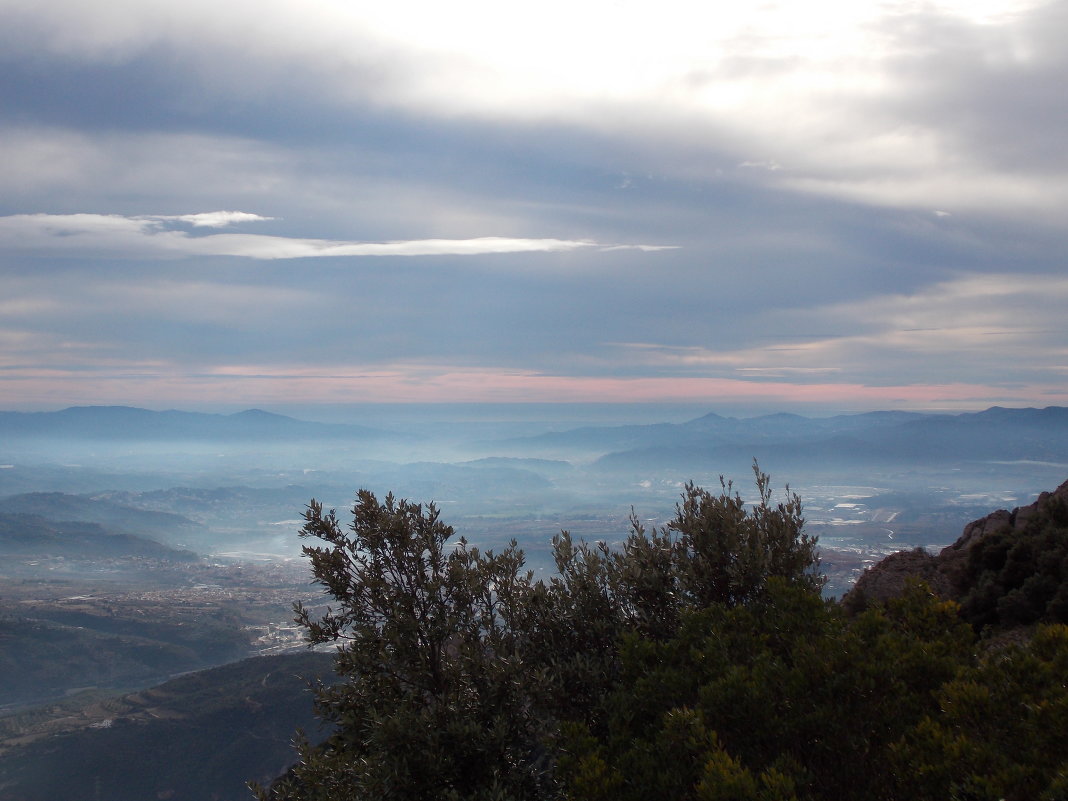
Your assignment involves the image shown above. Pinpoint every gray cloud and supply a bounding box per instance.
[0,1,1066,410]
[881,1,1068,172]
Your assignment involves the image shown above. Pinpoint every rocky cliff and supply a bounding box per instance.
[843,478,1068,619]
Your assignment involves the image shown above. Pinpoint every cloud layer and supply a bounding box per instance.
[0,213,663,259]
[0,0,1065,412]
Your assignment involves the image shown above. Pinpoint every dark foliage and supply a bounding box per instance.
[0,610,250,707]
[260,470,1068,801]
[256,491,555,801]
[0,653,334,801]
[962,492,1068,628]
[259,467,825,801]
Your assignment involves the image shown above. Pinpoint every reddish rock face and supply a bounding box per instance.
[843,478,1068,612]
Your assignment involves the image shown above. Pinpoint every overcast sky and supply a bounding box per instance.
[2,0,1066,415]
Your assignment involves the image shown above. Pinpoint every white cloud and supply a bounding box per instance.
[738,161,783,172]
[0,213,668,259]
[147,211,275,228]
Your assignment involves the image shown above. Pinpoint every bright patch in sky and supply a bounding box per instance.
[0,213,666,259]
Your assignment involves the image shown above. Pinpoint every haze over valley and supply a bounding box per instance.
[5,404,1066,600]
[1,402,1065,798]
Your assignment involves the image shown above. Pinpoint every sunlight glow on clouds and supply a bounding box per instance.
[610,272,1068,389]
[0,213,670,260]
[2,0,1060,216]
[806,303,1064,385]
[149,212,275,228]
[4,360,1065,412]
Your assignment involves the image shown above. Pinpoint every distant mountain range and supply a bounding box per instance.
[0,513,197,561]
[497,406,1068,470]
[0,406,398,442]
[0,491,211,556]
[0,491,200,535]
[4,404,1068,475]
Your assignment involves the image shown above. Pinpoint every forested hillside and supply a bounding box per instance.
[0,653,334,801]
[258,470,1068,801]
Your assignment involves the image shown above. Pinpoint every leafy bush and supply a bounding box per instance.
[258,470,1068,801]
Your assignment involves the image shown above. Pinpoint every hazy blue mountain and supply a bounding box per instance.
[0,514,197,561]
[841,407,1068,462]
[687,410,929,440]
[95,484,320,516]
[0,405,399,442]
[495,409,936,456]
[0,492,203,542]
[492,422,686,454]
[0,462,179,496]
[515,407,1068,471]
[459,456,575,477]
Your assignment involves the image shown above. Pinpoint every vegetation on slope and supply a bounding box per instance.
[0,596,254,707]
[256,468,1068,801]
[960,487,1068,628]
[0,652,334,801]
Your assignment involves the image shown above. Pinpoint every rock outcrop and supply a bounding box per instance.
[843,478,1068,613]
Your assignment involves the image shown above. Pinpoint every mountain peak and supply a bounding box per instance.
[230,409,292,420]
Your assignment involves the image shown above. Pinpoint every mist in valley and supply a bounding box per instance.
[3,403,1067,799]
[4,403,1066,590]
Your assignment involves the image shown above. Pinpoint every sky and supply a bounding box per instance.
[1,0,1067,416]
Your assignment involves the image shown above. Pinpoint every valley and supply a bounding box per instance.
[1,404,1066,799]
